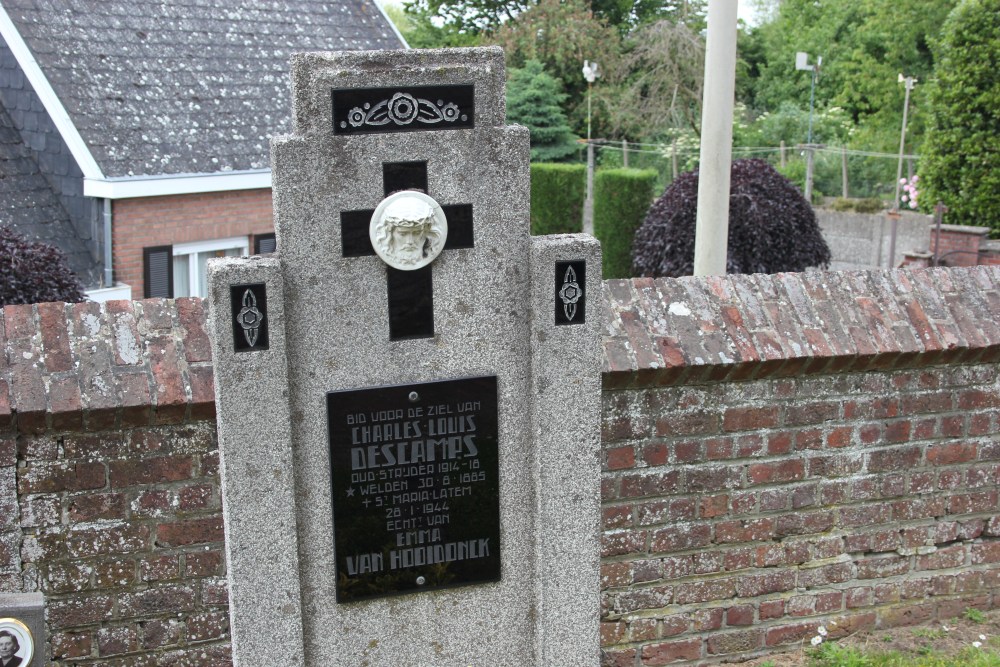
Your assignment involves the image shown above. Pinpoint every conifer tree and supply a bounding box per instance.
[506,60,580,162]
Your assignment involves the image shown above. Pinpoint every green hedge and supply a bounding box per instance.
[594,168,658,278]
[530,163,586,235]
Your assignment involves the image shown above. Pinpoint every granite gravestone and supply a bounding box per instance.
[207,47,601,667]
[0,593,44,667]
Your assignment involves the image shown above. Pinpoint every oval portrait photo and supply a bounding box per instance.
[0,618,33,667]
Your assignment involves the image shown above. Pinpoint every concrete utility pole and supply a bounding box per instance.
[693,0,738,276]
[582,60,600,235]
[893,74,916,212]
[799,142,824,202]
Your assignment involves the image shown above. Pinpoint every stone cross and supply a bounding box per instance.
[207,47,602,667]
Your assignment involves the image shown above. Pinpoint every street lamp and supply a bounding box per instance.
[886,74,917,268]
[582,60,600,234]
[795,52,822,144]
[795,52,822,201]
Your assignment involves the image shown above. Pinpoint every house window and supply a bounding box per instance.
[172,237,249,298]
[143,236,249,299]
[254,232,277,254]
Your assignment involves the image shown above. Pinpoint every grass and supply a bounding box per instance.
[737,608,1000,667]
[967,609,988,624]
[913,628,948,641]
[809,644,1000,667]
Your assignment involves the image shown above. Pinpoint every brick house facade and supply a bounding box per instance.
[112,190,275,299]
[0,1,405,300]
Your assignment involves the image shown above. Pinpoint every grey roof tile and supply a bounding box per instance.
[3,0,404,178]
[0,101,99,283]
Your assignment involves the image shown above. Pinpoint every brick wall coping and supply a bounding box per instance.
[2,266,999,431]
[937,223,991,236]
[0,298,213,434]
[602,266,1000,389]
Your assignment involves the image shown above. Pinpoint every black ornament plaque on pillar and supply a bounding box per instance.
[230,283,269,352]
[555,261,586,325]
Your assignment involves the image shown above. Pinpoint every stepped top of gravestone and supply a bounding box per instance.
[208,45,602,667]
[288,47,507,135]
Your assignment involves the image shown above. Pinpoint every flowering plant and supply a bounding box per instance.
[900,175,919,209]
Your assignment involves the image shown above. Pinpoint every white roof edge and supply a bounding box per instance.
[0,4,104,180]
[84,169,273,199]
[373,0,410,49]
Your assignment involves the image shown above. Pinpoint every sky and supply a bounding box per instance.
[738,0,761,27]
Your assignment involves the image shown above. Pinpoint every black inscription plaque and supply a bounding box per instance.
[328,376,500,602]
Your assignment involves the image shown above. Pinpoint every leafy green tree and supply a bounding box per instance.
[489,0,620,111]
[590,0,705,35]
[387,3,482,48]
[506,60,581,161]
[743,0,780,25]
[733,101,854,148]
[592,19,705,141]
[406,0,702,37]
[921,0,1000,231]
[404,0,530,34]
[745,0,955,146]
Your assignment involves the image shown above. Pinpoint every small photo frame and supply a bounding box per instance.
[0,617,33,666]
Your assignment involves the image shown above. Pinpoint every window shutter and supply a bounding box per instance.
[254,233,277,255]
[143,245,174,298]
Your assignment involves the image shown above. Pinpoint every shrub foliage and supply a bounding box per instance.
[530,163,586,235]
[632,159,831,277]
[0,226,86,306]
[593,168,657,278]
[920,0,1000,232]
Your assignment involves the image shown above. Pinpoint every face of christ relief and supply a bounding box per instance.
[370,191,448,271]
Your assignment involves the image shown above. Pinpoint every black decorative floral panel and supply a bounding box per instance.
[333,85,475,135]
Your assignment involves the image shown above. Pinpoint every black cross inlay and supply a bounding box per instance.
[340,161,474,340]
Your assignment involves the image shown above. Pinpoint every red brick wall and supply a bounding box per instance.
[601,366,1000,665]
[931,225,988,267]
[112,189,273,299]
[17,423,230,665]
[600,267,1000,665]
[1,298,227,665]
[3,266,1000,666]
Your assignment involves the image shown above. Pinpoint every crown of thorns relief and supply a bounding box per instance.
[342,92,466,129]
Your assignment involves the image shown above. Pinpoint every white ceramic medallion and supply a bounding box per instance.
[369,190,449,270]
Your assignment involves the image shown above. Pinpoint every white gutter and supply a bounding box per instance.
[0,2,104,180]
[373,0,410,49]
[84,169,272,199]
